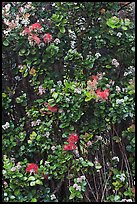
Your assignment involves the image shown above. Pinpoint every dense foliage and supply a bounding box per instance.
[2,2,135,202]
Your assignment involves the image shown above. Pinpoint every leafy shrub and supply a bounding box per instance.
[2,2,135,202]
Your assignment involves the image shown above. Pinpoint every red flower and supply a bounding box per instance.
[67,133,79,143]
[31,22,42,30]
[91,75,98,81]
[63,143,77,151]
[47,104,58,112]
[43,33,53,43]
[24,27,31,35]
[32,34,41,44]
[26,163,39,174]
[96,88,110,100]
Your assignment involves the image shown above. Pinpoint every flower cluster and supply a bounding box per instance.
[112,58,120,67]
[38,84,46,95]
[73,183,81,191]
[96,88,110,100]
[21,22,52,46]
[77,175,86,183]
[63,133,78,150]
[26,163,39,174]
[2,122,10,130]
[31,119,41,127]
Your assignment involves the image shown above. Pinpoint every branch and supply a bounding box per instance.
[117,2,133,12]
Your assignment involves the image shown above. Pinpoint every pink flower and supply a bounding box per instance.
[47,104,58,113]
[43,33,53,43]
[63,143,77,151]
[24,27,31,35]
[87,141,92,146]
[38,85,45,95]
[31,22,42,30]
[32,34,41,44]
[91,75,98,81]
[26,163,39,174]
[67,133,79,143]
[96,89,110,100]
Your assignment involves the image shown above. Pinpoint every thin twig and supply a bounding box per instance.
[117,2,133,12]
[81,170,97,202]
[101,173,111,202]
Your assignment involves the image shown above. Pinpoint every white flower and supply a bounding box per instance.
[5,3,11,12]
[54,38,60,45]
[81,175,86,180]
[50,194,56,200]
[73,183,78,188]
[51,146,56,151]
[96,136,102,140]
[11,167,16,172]
[116,32,122,38]
[126,199,132,202]
[31,121,37,127]
[95,52,101,58]
[112,59,119,67]
[120,173,126,182]
[50,88,55,93]
[57,81,62,86]
[112,156,120,162]
[124,72,128,76]
[77,177,82,183]
[116,99,124,104]
[74,88,82,94]
[76,185,81,191]
[44,132,50,138]
[2,122,10,130]
[44,161,50,165]
[116,86,121,93]
[36,119,41,125]
[16,162,22,170]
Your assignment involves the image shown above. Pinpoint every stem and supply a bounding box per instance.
[101,173,111,202]
[81,170,97,202]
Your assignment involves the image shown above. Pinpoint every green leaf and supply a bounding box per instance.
[31,198,37,202]
[122,26,127,30]
[95,163,102,169]
[52,92,58,99]
[87,161,94,167]
[60,27,65,33]
[28,176,36,181]
[76,193,83,199]
[3,40,9,46]
[106,65,112,69]
[69,186,74,193]
[35,179,43,185]
[69,193,75,200]
[30,181,36,186]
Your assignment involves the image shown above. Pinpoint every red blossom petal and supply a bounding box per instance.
[91,75,98,81]
[31,22,42,30]
[96,88,110,100]
[43,33,53,43]
[67,133,79,143]
[47,104,58,112]
[63,143,77,151]
[26,163,39,174]
[32,34,41,44]
[24,27,31,35]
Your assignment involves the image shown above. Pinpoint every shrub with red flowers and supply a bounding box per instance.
[63,133,79,150]
[2,2,135,203]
